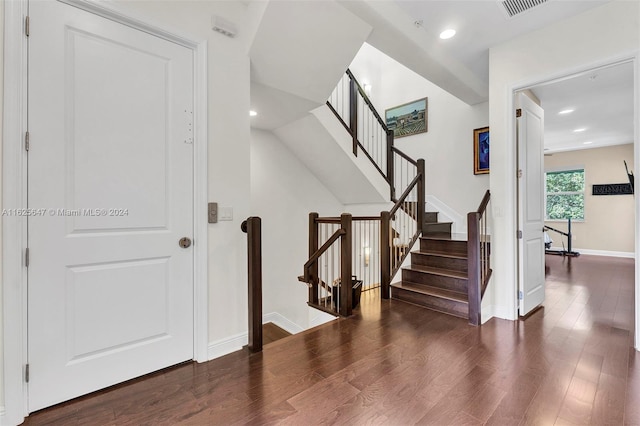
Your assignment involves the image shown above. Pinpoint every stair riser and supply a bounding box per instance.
[391,287,468,318]
[424,212,439,223]
[420,239,466,254]
[402,270,468,293]
[411,253,468,273]
[423,223,452,234]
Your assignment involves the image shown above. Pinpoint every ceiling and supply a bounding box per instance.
[529,61,634,153]
[390,0,609,100]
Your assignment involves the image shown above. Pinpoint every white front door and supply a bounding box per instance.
[28,1,195,411]
[517,92,545,316]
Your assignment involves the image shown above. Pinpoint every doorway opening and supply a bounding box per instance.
[515,60,636,320]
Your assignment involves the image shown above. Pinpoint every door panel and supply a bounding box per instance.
[68,28,170,232]
[517,92,545,316]
[28,1,194,411]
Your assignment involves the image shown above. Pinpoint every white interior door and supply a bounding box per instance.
[517,92,545,316]
[28,1,194,411]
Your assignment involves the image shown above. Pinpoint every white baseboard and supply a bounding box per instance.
[481,304,514,323]
[207,312,306,361]
[207,331,248,361]
[308,307,337,328]
[263,312,305,334]
[548,246,634,258]
[426,195,465,234]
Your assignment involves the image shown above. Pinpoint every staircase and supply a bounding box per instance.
[391,233,469,319]
[391,189,491,324]
[423,211,453,236]
[297,66,492,325]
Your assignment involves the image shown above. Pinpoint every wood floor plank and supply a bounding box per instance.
[591,372,626,425]
[485,371,544,425]
[556,375,598,425]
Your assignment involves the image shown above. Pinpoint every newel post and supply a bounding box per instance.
[340,213,353,316]
[380,211,391,299]
[308,212,319,305]
[417,158,426,235]
[467,212,481,326]
[242,217,263,352]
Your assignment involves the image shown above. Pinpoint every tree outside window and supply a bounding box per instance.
[545,169,585,220]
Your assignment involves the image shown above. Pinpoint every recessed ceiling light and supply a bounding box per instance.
[439,29,456,40]
[573,128,587,133]
[583,141,593,145]
[249,110,257,117]
[558,109,574,115]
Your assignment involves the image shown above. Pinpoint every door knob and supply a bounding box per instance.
[179,237,192,248]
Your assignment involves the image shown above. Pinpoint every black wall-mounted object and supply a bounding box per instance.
[592,183,633,196]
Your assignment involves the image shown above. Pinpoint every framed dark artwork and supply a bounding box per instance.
[473,126,490,175]
[385,97,428,138]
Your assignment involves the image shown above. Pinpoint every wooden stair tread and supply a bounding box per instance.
[424,221,453,225]
[413,250,467,260]
[392,281,468,303]
[404,264,468,280]
[421,233,468,242]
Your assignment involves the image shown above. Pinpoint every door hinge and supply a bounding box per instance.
[25,131,30,151]
[25,364,30,383]
[516,108,522,118]
[25,248,30,268]
[517,169,523,178]
[519,291,523,300]
[25,16,30,37]
[517,230,523,239]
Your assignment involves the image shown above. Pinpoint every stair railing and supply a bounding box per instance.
[467,190,492,326]
[302,69,426,314]
[327,69,394,198]
[381,159,426,298]
[300,213,353,316]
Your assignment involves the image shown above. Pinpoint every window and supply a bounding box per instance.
[545,169,585,220]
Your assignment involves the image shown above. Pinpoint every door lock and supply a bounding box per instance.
[179,237,192,248]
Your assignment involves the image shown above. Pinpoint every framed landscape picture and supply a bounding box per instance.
[385,98,428,138]
[473,126,490,175]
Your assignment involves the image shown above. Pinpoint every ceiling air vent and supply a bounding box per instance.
[500,0,548,18]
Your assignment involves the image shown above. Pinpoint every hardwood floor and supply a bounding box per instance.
[262,322,292,346]
[23,254,636,425]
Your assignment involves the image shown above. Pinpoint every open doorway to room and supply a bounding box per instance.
[516,60,636,320]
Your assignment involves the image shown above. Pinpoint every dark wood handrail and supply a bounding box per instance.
[477,190,491,214]
[356,140,390,182]
[345,69,388,131]
[317,216,381,223]
[391,146,418,166]
[241,217,262,353]
[389,174,422,217]
[303,228,346,279]
[326,101,351,135]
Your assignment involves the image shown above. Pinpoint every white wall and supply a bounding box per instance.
[488,2,640,324]
[349,43,490,225]
[250,129,344,329]
[544,144,635,255]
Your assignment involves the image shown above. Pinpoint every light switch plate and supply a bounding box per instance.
[219,206,233,221]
